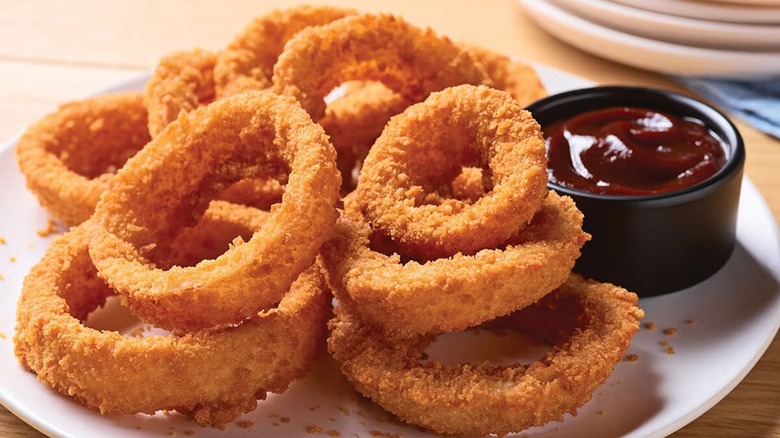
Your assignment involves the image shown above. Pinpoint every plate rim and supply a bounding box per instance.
[607,0,780,24]
[521,0,780,78]
[551,0,780,51]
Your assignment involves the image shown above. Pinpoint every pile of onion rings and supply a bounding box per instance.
[14,87,341,426]
[328,274,644,436]
[15,212,330,428]
[321,83,643,435]
[12,6,643,435]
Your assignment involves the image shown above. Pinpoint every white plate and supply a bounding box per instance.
[609,0,780,24]
[522,0,780,78]
[1,69,780,438]
[704,0,780,6]
[552,0,780,51]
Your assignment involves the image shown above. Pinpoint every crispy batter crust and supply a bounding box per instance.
[467,44,548,107]
[357,85,549,260]
[321,191,590,339]
[272,14,493,119]
[89,90,340,332]
[15,219,330,428]
[145,48,217,137]
[14,92,150,226]
[327,274,644,436]
[215,6,356,97]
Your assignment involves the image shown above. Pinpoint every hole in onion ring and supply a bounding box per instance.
[423,328,549,367]
[83,296,144,333]
[422,291,588,366]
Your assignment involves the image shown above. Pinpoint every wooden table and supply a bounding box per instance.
[1,1,778,436]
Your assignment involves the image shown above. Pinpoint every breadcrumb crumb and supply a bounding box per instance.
[625,353,638,362]
[36,219,57,237]
[662,328,677,336]
[237,420,254,429]
[308,425,324,433]
[659,341,676,355]
[644,322,655,330]
[369,431,401,438]
[0,237,6,244]
[130,326,146,338]
[0,331,7,340]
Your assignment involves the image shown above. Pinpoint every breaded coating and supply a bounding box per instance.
[15,220,330,428]
[145,48,217,136]
[15,92,150,226]
[357,85,549,260]
[215,6,355,97]
[321,191,590,339]
[327,274,644,436]
[272,14,493,119]
[88,91,340,332]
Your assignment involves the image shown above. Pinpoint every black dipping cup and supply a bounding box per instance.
[526,86,745,297]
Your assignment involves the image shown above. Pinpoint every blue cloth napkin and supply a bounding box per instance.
[674,76,780,139]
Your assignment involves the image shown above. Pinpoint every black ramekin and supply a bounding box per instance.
[526,86,745,297]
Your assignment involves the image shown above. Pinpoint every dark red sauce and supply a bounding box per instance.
[545,106,728,196]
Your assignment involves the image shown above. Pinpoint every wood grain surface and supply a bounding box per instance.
[1,1,778,437]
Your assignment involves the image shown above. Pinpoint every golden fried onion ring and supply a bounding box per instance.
[89,90,340,332]
[327,274,644,436]
[145,48,217,137]
[15,219,329,428]
[467,44,548,107]
[145,49,290,208]
[214,6,356,97]
[321,191,590,339]
[357,85,549,260]
[272,13,492,120]
[15,92,150,226]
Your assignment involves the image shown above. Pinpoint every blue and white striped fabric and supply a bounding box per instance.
[675,76,780,139]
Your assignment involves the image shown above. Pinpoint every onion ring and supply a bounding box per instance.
[14,92,150,226]
[321,190,590,339]
[467,45,548,107]
[271,13,493,120]
[88,90,340,332]
[145,50,289,209]
[15,219,330,428]
[214,6,356,97]
[145,48,217,137]
[327,273,644,436]
[356,84,549,260]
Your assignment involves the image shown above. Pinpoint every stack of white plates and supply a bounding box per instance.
[520,0,780,77]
